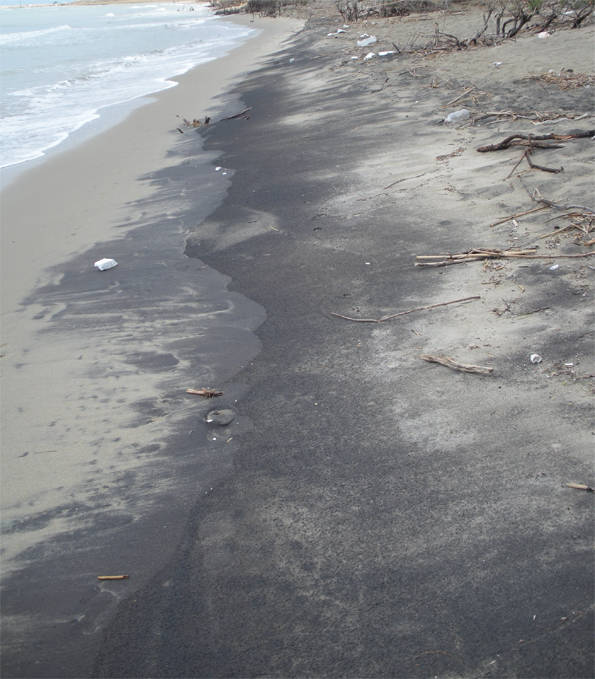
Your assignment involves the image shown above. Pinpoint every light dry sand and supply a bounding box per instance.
[287,8,594,468]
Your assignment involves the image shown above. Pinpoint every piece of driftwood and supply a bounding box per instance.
[186,388,223,398]
[221,107,252,121]
[420,354,494,374]
[521,182,595,215]
[473,110,588,125]
[415,248,595,266]
[97,575,129,581]
[490,205,548,227]
[330,296,480,323]
[477,130,594,152]
[565,482,594,493]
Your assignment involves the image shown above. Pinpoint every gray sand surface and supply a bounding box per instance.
[1,3,593,677]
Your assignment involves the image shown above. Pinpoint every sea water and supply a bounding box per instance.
[0,1,255,169]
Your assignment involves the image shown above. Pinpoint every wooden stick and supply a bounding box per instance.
[419,354,494,374]
[443,86,474,108]
[477,130,594,152]
[415,250,594,266]
[416,248,537,260]
[565,482,594,493]
[98,575,129,581]
[221,107,252,121]
[525,151,563,174]
[383,172,425,191]
[506,149,530,178]
[490,205,548,227]
[186,388,223,398]
[330,295,480,324]
[537,224,577,240]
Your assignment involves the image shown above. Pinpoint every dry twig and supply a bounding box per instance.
[420,354,494,374]
[186,388,223,398]
[490,205,549,227]
[415,248,594,267]
[443,86,474,108]
[565,482,594,492]
[531,71,595,90]
[221,107,252,121]
[330,296,480,323]
[97,575,129,581]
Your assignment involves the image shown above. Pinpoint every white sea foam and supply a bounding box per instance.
[0,24,72,45]
[0,3,255,169]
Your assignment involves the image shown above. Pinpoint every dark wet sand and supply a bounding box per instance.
[0,16,302,678]
[93,15,594,679]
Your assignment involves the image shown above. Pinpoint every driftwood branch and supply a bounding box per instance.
[330,296,480,323]
[525,149,563,173]
[415,248,594,266]
[420,354,494,374]
[521,183,595,215]
[477,130,593,152]
[186,388,223,398]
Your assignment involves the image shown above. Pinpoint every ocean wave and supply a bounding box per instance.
[0,7,254,169]
[0,24,71,45]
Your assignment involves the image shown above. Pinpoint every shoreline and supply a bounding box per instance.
[0,14,303,678]
[0,7,258,190]
[1,13,303,309]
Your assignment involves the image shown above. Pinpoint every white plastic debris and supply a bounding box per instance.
[289,57,295,63]
[564,362,574,367]
[378,50,396,57]
[537,31,551,38]
[94,258,118,271]
[493,61,503,67]
[444,108,471,125]
[530,353,543,364]
[215,166,222,171]
[343,24,350,28]
[357,35,377,47]
[206,408,235,426]
[549,264,559,270]
[363,51,376,61]
[350,55,359,60]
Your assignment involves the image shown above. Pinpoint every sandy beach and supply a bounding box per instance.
[1,14,303,677]
[1,1,594,676]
